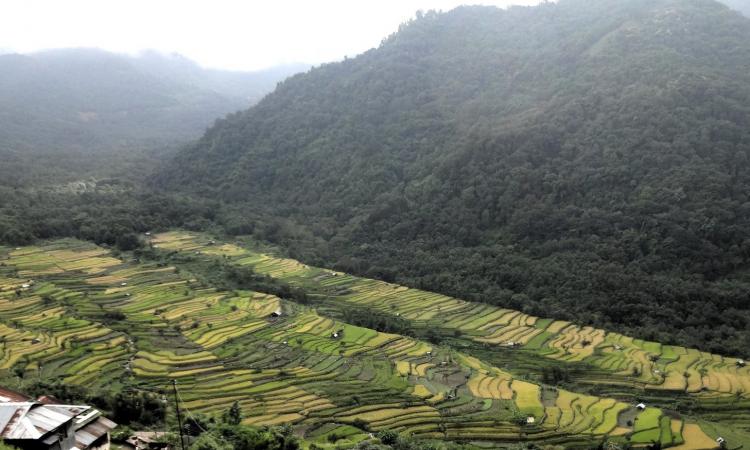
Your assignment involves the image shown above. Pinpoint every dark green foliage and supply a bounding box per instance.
[183,415,212,437]
[352,418,370,432]
[21,381,165,427]
[222,401,242,425]
[541,366,571,385]
[190,433,232,450]
[377,430,400,446]
[211,423,300,450]
[0,185,217,247]
[157,0,750,356]
[116,233,143,251]
[110,390,167,426]
[342,309,413,336]
[102,310,127,322]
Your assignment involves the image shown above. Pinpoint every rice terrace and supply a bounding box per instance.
[0,232,747,449]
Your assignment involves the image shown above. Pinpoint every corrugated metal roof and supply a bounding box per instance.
[74,416,117,449]
[0,403,90,439]
[25,404,79,437]
[0,406,18,434]
[0,404,34,439]
[0,387,31,403]
[0,386,116,449]
[0,404,29,436]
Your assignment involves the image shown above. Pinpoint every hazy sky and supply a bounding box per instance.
[0,0,543,71]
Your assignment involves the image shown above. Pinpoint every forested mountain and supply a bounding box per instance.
[0,49,306,154]
[157,0,750,356]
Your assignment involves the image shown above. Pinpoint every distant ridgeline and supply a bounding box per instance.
[0,233,747,448]
[155,0,750,357]
[0,49,307,153]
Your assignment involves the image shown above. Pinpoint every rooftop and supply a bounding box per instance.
[0,386,116,448]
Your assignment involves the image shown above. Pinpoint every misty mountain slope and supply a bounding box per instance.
[720,0,750,16]
[0,49,306,153]
[157,0,750,355]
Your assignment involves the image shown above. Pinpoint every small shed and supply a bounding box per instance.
[636,403,646,410]
[526,416,535,424]
[737,359,746,367]
[270,309,282,318]
[717,437,726,445]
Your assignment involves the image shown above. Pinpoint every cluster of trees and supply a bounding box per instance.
[189,423,300,450]
[184,403,480,450]
[23,381,166,427]
[155,0,750,356]
[342,308,414,336]
[0,182,217,247]
[175,401,300,450]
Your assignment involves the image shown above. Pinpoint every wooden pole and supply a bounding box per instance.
[172,379,186,450]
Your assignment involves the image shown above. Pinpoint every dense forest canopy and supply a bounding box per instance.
[155,0,750,356]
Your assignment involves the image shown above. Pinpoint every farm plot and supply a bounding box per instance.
[0,236,732,449]
[151,232,750,404]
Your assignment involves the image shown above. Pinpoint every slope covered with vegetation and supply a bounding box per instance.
[157,0,750,356]
[0,48,305,156]
[1,232,747,449]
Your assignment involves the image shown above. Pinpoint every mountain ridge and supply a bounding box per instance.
[0,48,308,153]
[156,0,750,356]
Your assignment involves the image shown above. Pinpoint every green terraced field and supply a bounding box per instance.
[0,235,747,449]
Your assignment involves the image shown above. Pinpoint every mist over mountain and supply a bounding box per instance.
[158,0,750,354]
[719,0,750,16]
[0,48,307,154]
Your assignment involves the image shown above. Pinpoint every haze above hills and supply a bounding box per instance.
[0,48,307,154]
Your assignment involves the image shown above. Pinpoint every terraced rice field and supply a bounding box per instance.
[0,237,740,448]
[150,232,750,446]
[151,233,750,400]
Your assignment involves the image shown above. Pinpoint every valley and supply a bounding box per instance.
[2,0,750,448]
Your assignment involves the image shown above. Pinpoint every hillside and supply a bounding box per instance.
[157,0,750,356]
[0,232,747,449]
[0,48,306,154]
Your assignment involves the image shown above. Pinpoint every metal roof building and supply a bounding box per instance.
[0,386,116,450]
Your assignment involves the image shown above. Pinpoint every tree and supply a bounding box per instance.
[377,429,399,445]
[190,433,232,450]
[222,401,242,426]
[116,233,142,251]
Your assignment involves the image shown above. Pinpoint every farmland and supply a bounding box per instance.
[0,235,747,448]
